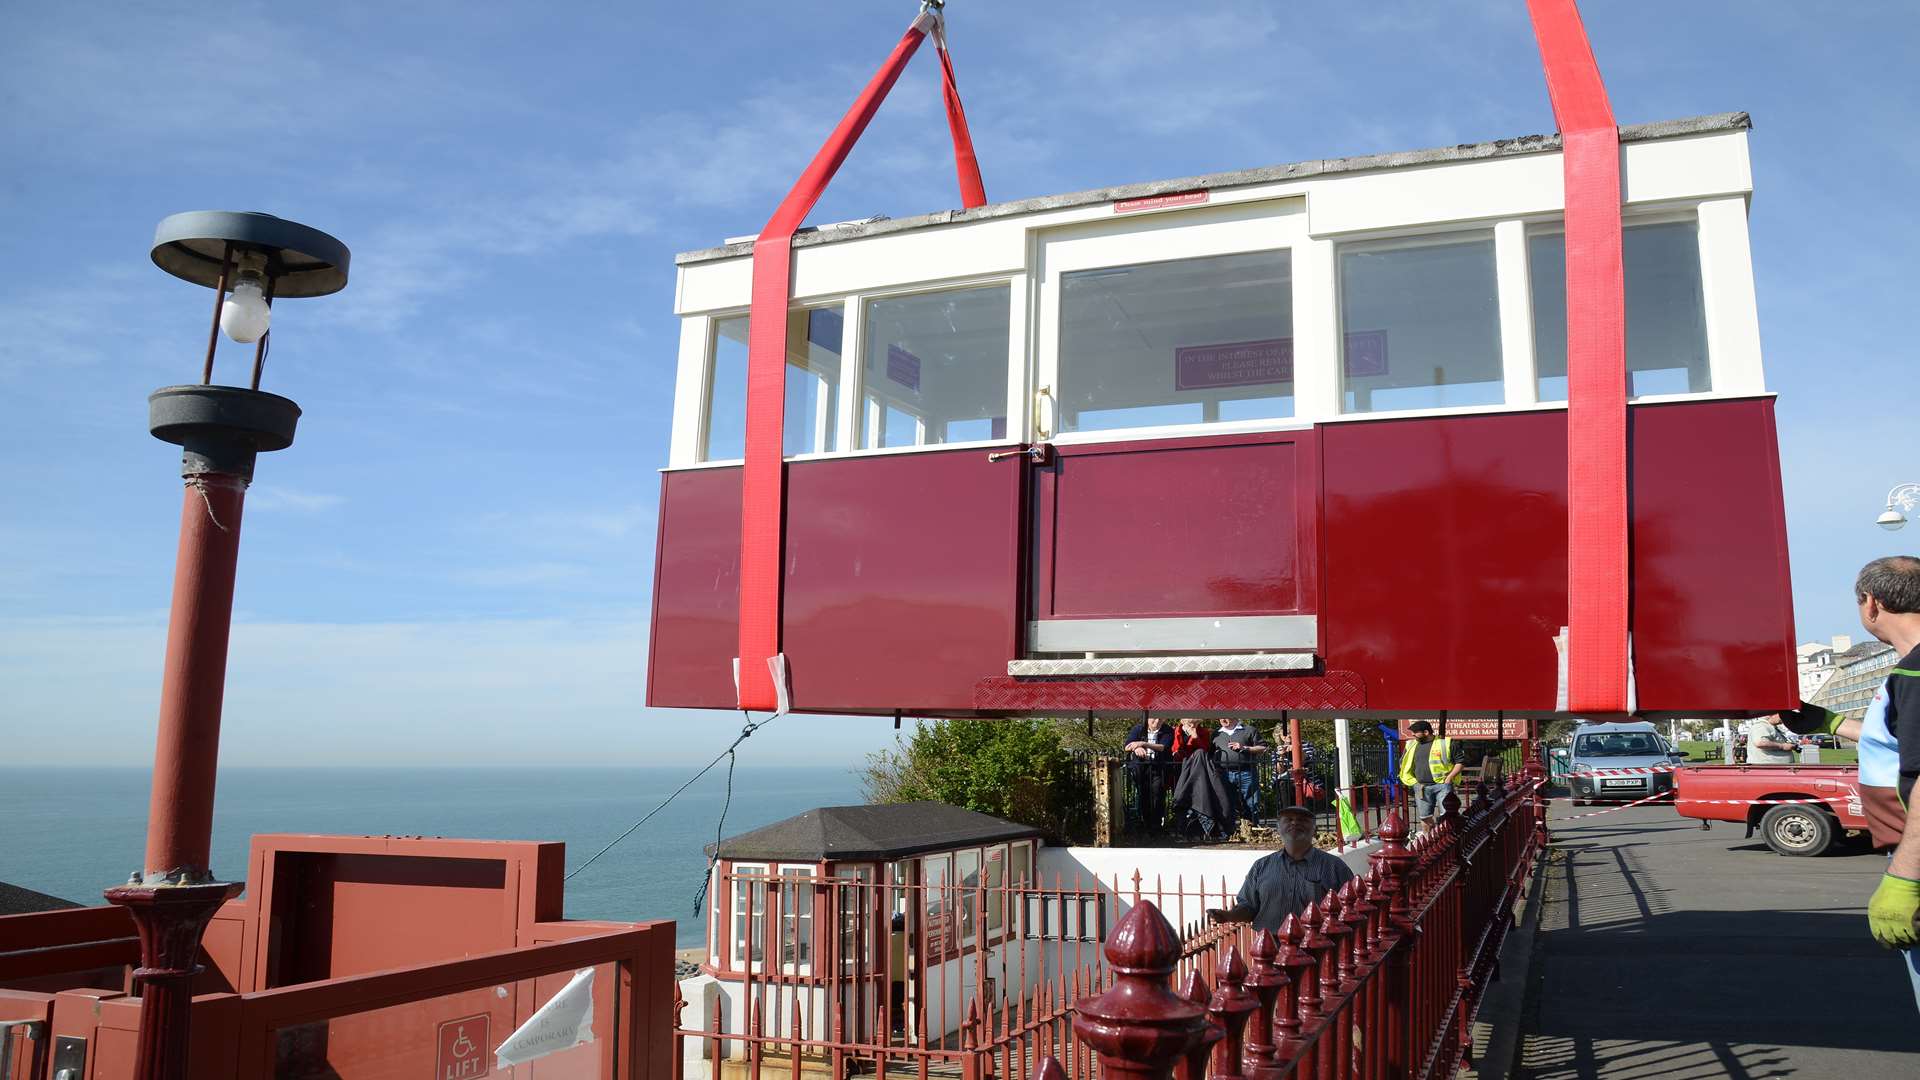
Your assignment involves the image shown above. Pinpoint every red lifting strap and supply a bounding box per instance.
[1526,0,1631,712]
[736,9,987,710]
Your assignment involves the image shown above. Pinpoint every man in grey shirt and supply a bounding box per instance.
[1206,806,1356,932]
[1741,716,1798,764]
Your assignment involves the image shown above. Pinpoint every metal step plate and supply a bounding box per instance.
[1007,653,1315,677]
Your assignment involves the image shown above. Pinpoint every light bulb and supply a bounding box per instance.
[1877,507,1907,532]
[220,274,271,344]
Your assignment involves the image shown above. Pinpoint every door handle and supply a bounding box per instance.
[1034,385,1055,440]
[988,444,1052,465]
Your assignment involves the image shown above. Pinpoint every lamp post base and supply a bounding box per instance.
[103,881,244,1080]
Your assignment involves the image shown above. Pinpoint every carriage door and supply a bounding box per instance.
[1023,197,1320,672]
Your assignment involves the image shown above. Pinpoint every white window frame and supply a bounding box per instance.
[775,863,817,975]
[730,862,768,971]
[842,274,1025,457]
[1035,197,1312,446]
[1332,226,1508,417]
[1523,207,1720,405]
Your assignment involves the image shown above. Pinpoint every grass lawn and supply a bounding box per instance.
[1675,739,1856,766]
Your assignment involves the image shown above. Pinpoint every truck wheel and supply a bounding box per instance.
[1760,804,1834,857]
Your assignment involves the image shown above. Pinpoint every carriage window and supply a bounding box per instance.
[861,285,1011,449]
[1058,250,1293,434]
[1339,234,1503,412]
[702,309,843,462]
[1530,220,1710,400]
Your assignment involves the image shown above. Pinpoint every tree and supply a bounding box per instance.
[862,718,1091,838]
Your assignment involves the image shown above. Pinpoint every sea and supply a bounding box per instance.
[0,765,859,948]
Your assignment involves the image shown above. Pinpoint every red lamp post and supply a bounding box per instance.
[104,211,348,1080]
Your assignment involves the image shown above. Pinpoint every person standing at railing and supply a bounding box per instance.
[1777,555,1920,1010]
[1398,721,1462,828]
[1215,719,1269,823]
[1124,717,1176,834]
[1203,806,1354,930]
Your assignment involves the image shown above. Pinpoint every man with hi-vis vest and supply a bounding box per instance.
[1398,720,1462,827]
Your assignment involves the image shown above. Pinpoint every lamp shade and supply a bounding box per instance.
[151,211,349,298]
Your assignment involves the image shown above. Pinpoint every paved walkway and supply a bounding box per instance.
[1515,804,1919,1079]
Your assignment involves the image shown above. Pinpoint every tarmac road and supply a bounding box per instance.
[1514,802,1920,1079]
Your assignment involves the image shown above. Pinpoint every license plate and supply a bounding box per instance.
[1601,779,1642,788]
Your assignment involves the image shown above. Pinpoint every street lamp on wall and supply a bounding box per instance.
[105,211,348,1080]
[1878,483,1919,531]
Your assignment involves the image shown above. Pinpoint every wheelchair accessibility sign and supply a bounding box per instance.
[437,1014,490,1079]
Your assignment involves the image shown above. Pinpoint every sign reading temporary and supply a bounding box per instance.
[1172,333,1393,390]
[1114,190,1209,213]
[886,345,922,392]
[494,968,595,1070]
[437,1014,490,1079]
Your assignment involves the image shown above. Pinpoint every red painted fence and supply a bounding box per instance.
[678,766,1546,1080]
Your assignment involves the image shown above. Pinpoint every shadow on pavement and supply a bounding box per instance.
[1518,821,1920,1077]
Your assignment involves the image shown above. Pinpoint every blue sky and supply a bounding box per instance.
[2,2,1914,768]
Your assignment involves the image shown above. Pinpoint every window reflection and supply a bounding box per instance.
[1059,250,1294,434]
[1339,234,1503,413]
[703,309,843,462]
[862,286,1011,449]
[1529,221,1710,400]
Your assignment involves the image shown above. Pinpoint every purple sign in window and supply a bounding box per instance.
[1344,329,1389,378]
[886,345,922,392]
[1173,332,1390,390]
[1174,338,1293,391]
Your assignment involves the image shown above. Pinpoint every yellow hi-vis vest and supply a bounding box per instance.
[1398,737,1454,786]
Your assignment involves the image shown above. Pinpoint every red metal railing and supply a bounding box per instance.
[2,923,675,1080]
[678,767,1544,1080]
[1085,775,1544,1080]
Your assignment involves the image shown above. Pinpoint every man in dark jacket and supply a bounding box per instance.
[1123,718,1176,834]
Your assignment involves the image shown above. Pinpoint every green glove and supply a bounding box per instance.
[1867,873,1920,949]
[1779,707,1842,737]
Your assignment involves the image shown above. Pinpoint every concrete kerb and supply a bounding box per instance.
[1472,842,1552,1080]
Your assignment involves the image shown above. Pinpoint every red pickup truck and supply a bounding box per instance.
[1672,763,1867,857]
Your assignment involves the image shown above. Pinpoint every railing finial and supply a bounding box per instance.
[1073,900,1209,1080]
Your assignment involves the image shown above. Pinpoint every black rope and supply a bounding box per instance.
[690,738,745,917]
[564,713,773,884]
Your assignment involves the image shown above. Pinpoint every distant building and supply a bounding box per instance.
[1807,639,1898,721]
[1795,635,1852,699]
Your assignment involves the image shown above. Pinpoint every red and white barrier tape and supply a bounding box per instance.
[1561,762,1680,779]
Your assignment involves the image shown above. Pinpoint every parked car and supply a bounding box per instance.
[1672,763,1865,856]
[1566,722,1684,806]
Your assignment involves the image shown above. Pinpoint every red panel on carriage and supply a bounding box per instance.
[648,398,1797,716]
[1030,432,1318,623]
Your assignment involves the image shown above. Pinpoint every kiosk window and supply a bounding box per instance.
[703,309,843,461]
[1530,220,1710,400]
[861,285,1011,449]
[1058,250,1294,434]
[1339,234,1504,413]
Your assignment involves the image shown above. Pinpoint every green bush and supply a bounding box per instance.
[862,719,1090,839]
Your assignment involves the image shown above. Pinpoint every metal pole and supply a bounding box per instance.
[140,475,246,879]
[1334,718,1353,803]
[106,384,299,1080]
